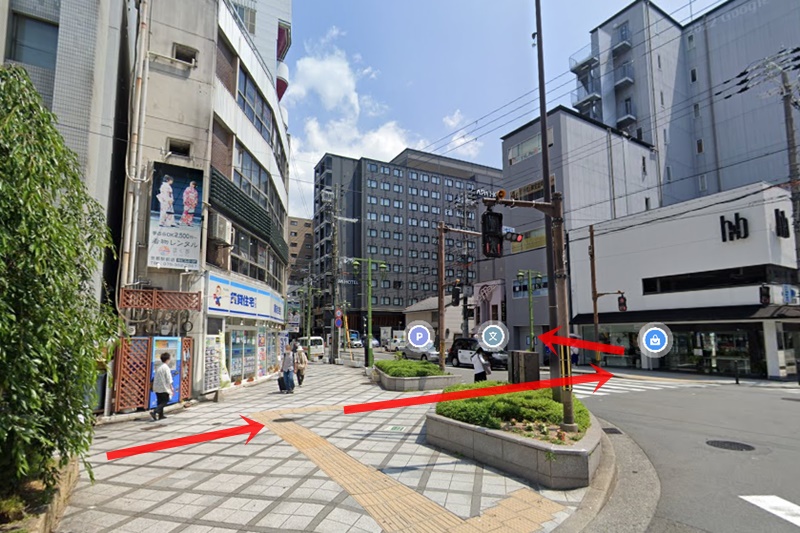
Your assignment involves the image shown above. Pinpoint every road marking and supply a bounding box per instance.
[740,495,800,527]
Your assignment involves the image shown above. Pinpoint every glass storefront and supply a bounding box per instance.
[227,327,257,383]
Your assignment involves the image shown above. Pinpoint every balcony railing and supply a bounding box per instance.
[571,80,602,107]
[612,26,632,56]
[616,102,637,127]
[569,44,599,73]
[614,62,635,88]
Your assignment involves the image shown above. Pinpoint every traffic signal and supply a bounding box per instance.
[504,232,524,243]
[451,281,461,307]
[482,211,504,258]
[760,285,770,306]
[617,294,627,312]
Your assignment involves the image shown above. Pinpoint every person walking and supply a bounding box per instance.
[296,346,308,387]
[150,352,174,420]
[281,347,297,394]
[471,347,491,383]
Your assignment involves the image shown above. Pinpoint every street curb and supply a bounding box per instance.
[553,425,617,533]
[94,400,200,426]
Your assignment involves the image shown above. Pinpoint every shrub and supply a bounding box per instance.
[435,381,591,435]
[374,360,447,378]
[0,66,120,495]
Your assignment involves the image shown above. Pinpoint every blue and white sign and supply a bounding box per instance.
[335,318,343,328]
[405,320,435,352]
[638,322,673,358]
[782,285,797,305]
[207,273,285,323]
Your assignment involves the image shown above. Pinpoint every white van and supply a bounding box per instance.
[297,336,325,360]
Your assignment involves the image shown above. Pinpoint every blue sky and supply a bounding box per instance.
[283,0,721,217]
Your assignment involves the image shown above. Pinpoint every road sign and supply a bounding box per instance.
[335,318,343,328]
[335,308,343,318]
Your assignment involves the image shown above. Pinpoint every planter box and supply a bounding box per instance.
[426,411,603,489]
[377,368,462,391]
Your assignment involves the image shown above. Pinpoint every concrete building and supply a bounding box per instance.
[476,105,658,351]
[0,0,127,300]
[287,216,313,284]
[312,150,502,343]
[118,0,292,396]
[569,182,800,380]
[568,0,800,206]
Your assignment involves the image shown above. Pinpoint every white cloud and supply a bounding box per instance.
[443,109,466,129]
[285,50,359,115]
[357,66,380,80]
[441,109,483,159]
[360,94,388,117]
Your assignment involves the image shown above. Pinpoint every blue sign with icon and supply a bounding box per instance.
[644,328,668,353]
[335,318,343,328]
[408,325,431,348]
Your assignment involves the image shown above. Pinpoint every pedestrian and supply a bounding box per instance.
[296,346,308,386]
[571,346,580,367]
[471,347,491,383]
[281,346,297,394]
[150,352,174,421]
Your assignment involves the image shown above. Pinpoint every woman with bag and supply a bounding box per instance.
[471,347,492,382]
[296,346,308,386]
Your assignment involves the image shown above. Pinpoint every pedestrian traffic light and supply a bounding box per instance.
[760,284,770,306]
[617,294,627,312]
[451,282,461,307]
[482,211,503,258]
[504,232,524,243]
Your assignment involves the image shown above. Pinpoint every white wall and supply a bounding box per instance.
[569,182,796,316]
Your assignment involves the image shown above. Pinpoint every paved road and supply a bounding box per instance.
[581,381,800,532]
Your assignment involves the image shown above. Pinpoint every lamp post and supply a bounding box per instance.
[352,258,387,368]
[518,270,543,352]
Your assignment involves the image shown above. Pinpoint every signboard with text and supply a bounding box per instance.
[207,273,285,323]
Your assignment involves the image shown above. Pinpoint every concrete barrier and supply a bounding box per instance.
[4,458,79,533]
[377,368,462,391]
[426,411,603,489]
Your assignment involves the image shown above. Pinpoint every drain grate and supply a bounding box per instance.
[602,427,622,434]
[706,440,754,451]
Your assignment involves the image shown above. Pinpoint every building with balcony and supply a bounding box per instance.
[288,216,313,285]
[312,150,502,343]
[118,0,292,400]
[567,0,800,207]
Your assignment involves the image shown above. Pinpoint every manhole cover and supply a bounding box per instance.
[706,440,754,451]
[602,427,622,434]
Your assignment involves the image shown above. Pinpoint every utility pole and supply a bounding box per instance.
[781,70,800,276]
[329,186,339,363]
[534,0,560,398]
[589,224,625,365]
[438,222,446,372]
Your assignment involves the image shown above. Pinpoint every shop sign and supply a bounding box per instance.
[147,162,203,270]
[207,273,285,323]
[720,213,748,242]
[511,227,547,253]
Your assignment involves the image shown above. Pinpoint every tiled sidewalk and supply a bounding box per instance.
[58,364,585,533]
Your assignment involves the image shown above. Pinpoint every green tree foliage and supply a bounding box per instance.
[0,66,119,493]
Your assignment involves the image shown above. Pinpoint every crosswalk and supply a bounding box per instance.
[571,377,722,399]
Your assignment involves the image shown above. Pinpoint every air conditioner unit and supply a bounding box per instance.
[209,212,232,245]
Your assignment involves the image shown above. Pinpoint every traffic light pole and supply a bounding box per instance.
[483,192,577,431]
[589,225,625,365]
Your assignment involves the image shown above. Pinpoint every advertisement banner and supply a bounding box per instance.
[257,328,267,377]
[149,337,181,408]
[148,162,203,270]
[511,276,549,299]
[287,302,301,333]
[203,335,221,393]
[207,273,285,323]
[511,227,547,254]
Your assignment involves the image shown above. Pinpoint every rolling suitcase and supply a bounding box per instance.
[278,376,287,392]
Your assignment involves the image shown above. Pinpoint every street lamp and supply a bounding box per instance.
[352,258,387,368]
[518,270,543,352]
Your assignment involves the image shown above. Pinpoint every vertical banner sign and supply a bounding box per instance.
[257,328,267,377]
[203,335,221,393]
[148,162,203,270]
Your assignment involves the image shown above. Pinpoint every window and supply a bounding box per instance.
[368,163,378,172]
[290,231,298,237]
[421,251,430,259]
[422,283,431,291]
[233,3,256,33]
[409,202,418,211]
[446,268,455,277]
[687,34,695,50]
[368,196,377,204]
[304,222,311,227]
[468,212,475,220]
[446,238,455,246]
[380,198,390,207]
[393,216,403,224]
[409,218,418,226]
[431,191,441,199]
[237,67,276,149]
[381,182,390,191]
[446,193,453,201]
[409,171,418,180]
[393,184,404,194]
[421,204,430,213]
[393,232,403,241]
[173,43,198,65]
[666,166,672,182]
[699,174,708,192]
[393,298,403,306]
[431,176,440,184]
[624,98,633,115]
[371,296,378,305]
[234,144,284,231]
[409,266,418,274]
[393,169,403,177]
[421,189,429,198]
[380,214,390,223]
[380,230,390,239]
[409,234,419,242]
[410,282,419,290]
[410,250,419,258]
[421,220,430,228]
[690,68,697,83]
[367,212,377,221]
[381,297,391,305]
[368,229,377,237]
[636,128,643,140]
[663,128,669,145]
[230,225,284,292]
[642,156,647,175]
[467,241,476,249]
[693,103,700,118]
[367,179,378,188]
[8,15,59,70]
[421,235,430,244]
[422,174,430,182]
[290,242,298,248]
[645,197,651,211]
[696,139,704,154]
[660,91,664,107]
[393,248,402,257]
[432,206,441,214]
[367,245,378,254]
[657,54,662,69]
[290,220,298,226]
[381,166,390,175]
[393,200,403,209]
[393,265,403,273]
[409,187,418,196]
[381,247,391,256]
[455,181,463,189]
[446,208,454,217]
[445,178,453,187]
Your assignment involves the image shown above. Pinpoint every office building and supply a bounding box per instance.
[288,216,314,284]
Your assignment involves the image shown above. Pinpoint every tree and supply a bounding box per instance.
[0,66,119,494]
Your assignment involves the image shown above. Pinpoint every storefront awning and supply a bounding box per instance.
[572,305,800,325]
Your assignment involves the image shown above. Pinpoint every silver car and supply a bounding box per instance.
[402,347,440,363]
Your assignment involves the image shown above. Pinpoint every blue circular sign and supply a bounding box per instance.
[643,328,667,353]
[407,325,431,349]
[335,318,343,328]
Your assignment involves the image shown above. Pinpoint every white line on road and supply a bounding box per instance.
[740,495,800,527]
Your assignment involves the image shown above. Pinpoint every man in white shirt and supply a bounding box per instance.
[471,347,490,382]
[151,352,175,421]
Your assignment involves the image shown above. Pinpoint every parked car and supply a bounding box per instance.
[402,347,440,363]
[296,336,325,361]
[371,337,380,348]
[447,337,507,369]
[351,339,363,348]
[388,338,406,352]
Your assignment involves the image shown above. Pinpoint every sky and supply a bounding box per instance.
[283,0,723,218]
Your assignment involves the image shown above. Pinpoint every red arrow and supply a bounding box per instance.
[343,364,614,414]
[539,327,625,355]
[106,415,264,460]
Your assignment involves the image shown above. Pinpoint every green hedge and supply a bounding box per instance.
[435,381,590,432]
[375,360,447,377]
